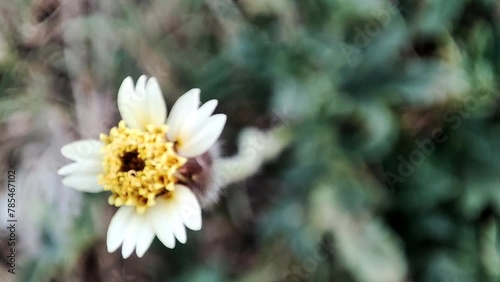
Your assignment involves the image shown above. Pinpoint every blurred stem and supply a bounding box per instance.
[480,218,500,279]
[213,125,292,188]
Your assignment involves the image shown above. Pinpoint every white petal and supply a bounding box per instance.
[135,75,147,97]
[177,114,226,158]
[62,174,103,193]
[57,163,77,175]
[135,221,155,258]
[166,88,200,142]
[107,206,134,253]
[117,77,144,129]
[146,77,167,126]
[118,76,167,130]
[150,202,176,249]
[182,209,202,231]
[177,100,218,143]
[121,212,143,258]
[152,196,187,244]
[57,159,102,176]
[61,140,102,161]
[175,185,202,231]
[171,208,187,244]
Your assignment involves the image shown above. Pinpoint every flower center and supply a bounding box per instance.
[99,121,187,213]
[120,151,145,172]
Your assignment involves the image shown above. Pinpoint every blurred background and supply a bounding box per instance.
[0,0,500,281]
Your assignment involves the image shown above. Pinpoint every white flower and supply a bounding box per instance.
[58,75,226,258]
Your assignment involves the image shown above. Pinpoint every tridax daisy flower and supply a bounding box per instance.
[58,76,226,258]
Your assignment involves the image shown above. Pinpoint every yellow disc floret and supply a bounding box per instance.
[99,121,186,214]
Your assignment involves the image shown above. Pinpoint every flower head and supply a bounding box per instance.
[58,76,226,258]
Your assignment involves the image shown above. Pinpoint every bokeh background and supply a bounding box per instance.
[1,0,500,281]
